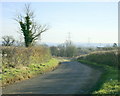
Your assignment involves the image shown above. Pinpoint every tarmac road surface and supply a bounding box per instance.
[2,61,101,94]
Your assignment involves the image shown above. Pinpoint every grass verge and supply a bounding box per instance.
[77,53,120,95]
[1,58,59,87]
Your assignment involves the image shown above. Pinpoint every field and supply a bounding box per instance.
[77,50,120,94]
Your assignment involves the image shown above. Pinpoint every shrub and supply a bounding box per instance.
[1,46,51,68]
[78,51,118,68]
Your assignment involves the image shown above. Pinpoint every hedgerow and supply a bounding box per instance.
[77,50,120,95]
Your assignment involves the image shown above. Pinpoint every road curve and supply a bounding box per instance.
[3,61,101,94]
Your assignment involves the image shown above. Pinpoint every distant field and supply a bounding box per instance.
[77,50,120,94]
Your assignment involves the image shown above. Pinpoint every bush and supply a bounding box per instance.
[78,51,118,68]
[1,46,51,68]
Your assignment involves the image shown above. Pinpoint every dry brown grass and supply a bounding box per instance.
[1,46,51,68]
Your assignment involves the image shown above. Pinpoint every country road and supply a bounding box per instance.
[2,61,101,94]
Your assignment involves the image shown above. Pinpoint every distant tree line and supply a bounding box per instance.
[50,41,96,57]
[49,42,119,57]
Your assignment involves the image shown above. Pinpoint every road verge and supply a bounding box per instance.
[77,51,119,95]
[1,58,59,87]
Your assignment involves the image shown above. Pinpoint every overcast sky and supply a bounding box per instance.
[0,1,118,44]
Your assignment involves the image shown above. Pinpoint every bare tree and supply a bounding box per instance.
[113,43,117,47]
[2,36,15,46]
[15,4,48,47]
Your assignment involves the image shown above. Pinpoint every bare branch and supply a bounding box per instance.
[2,36,15,46]
[14,3,49,47]
[32,24,49,40]
[24,3,34,19]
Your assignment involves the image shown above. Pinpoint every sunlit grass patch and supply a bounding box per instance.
[94,80,120,94]
[1,58,59,86]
